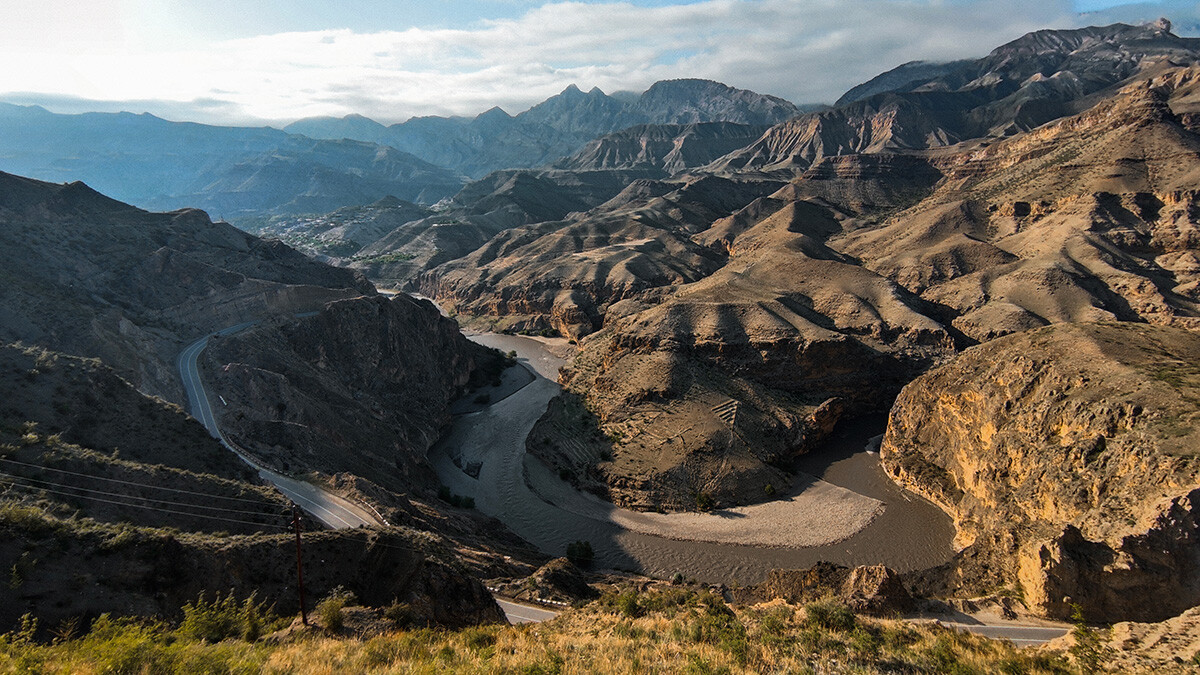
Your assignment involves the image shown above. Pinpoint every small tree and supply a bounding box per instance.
[1070,604,1112,675]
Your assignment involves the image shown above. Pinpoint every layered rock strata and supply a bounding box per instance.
[881,322,1200,622]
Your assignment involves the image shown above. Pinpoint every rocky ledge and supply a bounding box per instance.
[881,322,1200,622]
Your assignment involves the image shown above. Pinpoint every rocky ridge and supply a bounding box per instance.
[285,79,804,179]
[419,25,1200,514]
[712,21,1200,173]
[882,322,1200,622]
[201,294,502,492]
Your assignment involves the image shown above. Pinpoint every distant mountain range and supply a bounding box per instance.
[0,79,805,223]
[284,79,810,178]
[0,103,464,221]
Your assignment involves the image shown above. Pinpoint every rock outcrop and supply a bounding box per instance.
[733,562,914,616]
[881,322,1200,622]
[202,294,502,492]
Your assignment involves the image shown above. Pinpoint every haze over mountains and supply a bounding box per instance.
[5,16,1200,665]
[0,79,805,226]
[285,79,808,178]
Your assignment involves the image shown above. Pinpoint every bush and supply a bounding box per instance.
[180,592,275,643]
[803,601,856,632]
[437,486,475,509]
[616,591,641,619]
[565,540,594,568]
[384,603,418,629]
[316,587,357,632]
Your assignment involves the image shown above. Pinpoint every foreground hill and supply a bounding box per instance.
[0,343,503,631]
[0,171,541,630]
[0,585,1092,675]
[0,171,372,401]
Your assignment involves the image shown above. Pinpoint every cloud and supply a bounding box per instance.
[0,0,1191,125]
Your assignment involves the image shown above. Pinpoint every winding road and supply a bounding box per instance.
[177,323,383,530]
[178,314,1067,640]
[494,599,561,625]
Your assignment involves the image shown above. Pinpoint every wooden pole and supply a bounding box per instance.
[291,504,308,625]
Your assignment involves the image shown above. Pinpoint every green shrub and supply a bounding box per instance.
[617,591,642,619]
[849,625,883,661]
[1069,604,1112,675]
[180,592,274,643]
[384,602,418,629]
[565,540,594,568]
[803,601,856,632]
[316,587,357,632]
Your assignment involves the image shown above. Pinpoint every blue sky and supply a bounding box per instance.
[0,0,1190,125]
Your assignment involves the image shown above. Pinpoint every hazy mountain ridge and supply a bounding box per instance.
[284,79,805,178]
[0,104,465,221]
[713,21,1200,173]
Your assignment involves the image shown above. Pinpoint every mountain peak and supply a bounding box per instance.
[988,22,1186,58]
[476,105,512,120]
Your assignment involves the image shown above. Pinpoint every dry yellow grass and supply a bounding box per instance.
[10,587,1195,674]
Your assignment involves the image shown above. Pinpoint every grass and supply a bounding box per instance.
[0,586,1079,674]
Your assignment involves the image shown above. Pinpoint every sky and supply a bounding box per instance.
[0,0,1195,126]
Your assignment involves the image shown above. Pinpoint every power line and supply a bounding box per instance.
[0,456,283,504]
[0,475,442,557]
[0,478,288,531]
[0,470,286,519]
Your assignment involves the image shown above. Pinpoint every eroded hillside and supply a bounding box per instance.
[882,322,1200,623]
[417,24,1200,512]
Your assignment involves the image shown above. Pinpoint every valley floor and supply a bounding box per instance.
[429,331,954,585]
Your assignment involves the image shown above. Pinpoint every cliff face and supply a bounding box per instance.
[881,322,1200,622]
[203,294,499,491]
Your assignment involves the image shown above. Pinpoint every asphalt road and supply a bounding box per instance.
[939,622,1069,647]
[494,599,561,624]
[177,326,383,530]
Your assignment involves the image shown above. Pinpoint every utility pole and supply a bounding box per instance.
[291,504,308,625]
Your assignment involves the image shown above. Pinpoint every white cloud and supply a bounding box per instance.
[1,0,1188,125]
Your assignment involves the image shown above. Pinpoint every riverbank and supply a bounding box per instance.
[430,332,954,585]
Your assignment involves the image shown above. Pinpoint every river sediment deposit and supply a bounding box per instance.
[429,332,954,585]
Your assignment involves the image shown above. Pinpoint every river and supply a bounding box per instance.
[429,332,954,585]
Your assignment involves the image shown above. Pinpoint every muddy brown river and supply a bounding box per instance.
[430,332,954,585]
